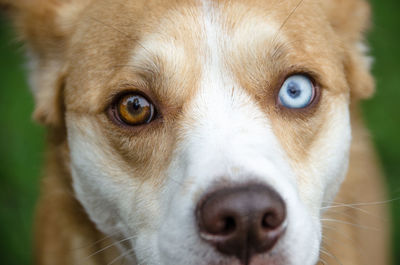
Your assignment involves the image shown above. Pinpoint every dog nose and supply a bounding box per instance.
[196,184,286,264]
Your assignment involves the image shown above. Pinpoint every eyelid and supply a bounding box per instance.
[103,79,153,111]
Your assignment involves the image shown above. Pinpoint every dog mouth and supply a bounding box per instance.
[206,253,286,265]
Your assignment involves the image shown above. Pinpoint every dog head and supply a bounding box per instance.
[3,0,374,264]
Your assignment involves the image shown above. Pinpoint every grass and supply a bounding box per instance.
[0,1,399,264]
[363,0,400,263]
[0,17,44,264]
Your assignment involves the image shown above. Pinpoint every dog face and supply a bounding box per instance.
[3,0,374,264]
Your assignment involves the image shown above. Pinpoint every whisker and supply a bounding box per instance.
[70,231,120,251]
[107,248,135,265]
[318,257,329,265]
[276,0,305,35]
[321,218,380,232]
[322,207,378,226]
[322,203,384,221]
[321,229,369,262]
[320,247,343,265]
[322,225,358,244]
[322,198,398,223]
[80,235,138,264]
[321,232,364,257]
[322,197,400,208]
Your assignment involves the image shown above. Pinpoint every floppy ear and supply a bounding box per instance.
[1,0,92,127]
[322,0,374,99]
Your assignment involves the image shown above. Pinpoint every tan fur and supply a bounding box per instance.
[1,0,389,264]
[321,105,390,265]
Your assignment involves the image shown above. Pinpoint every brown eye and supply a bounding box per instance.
[115,93,155,126]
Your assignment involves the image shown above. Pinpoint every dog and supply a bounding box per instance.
[1,0,390,264]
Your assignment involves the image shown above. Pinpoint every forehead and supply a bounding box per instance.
[64,0,346,112]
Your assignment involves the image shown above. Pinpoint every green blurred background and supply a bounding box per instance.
[0,1,399,264]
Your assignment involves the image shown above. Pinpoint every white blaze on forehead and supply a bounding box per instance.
[184,0,291,187]
[200,0,281,72]
[201,0,223,70]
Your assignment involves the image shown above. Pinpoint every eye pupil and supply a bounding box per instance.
[287,82,301,98]
[129,97,142,112]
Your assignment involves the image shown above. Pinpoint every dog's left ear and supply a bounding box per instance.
[322,0,374,99]
[1,0,93,127]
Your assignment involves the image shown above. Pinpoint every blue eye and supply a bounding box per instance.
[278,75,315,109]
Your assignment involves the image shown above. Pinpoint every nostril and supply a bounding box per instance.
[262,213,273,229]
[206,215,236,235]
[262,211,283,229]
[221,216,236,235]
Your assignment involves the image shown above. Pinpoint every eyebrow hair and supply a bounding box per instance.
[268,37,301,62]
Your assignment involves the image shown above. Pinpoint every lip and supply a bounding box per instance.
[205,252,286,265]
